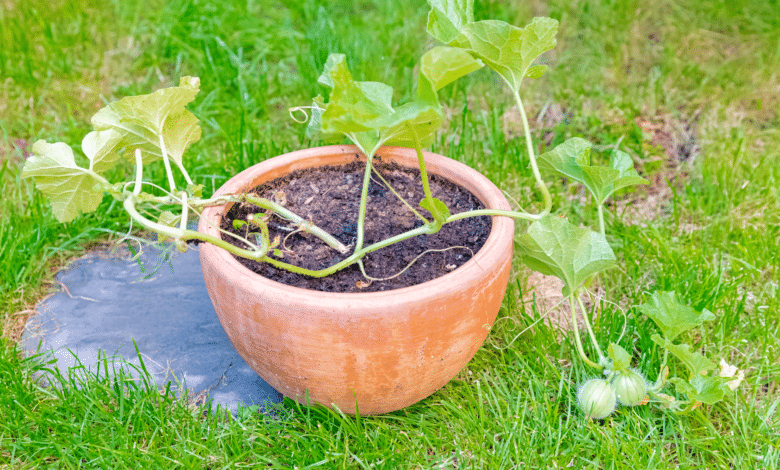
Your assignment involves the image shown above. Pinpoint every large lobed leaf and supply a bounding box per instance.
[537,137,649,205]
[448,17,558,92]
[21,141,110,223]
[516,215,616,296]
[316,54,393,139]
[23,78,203,223]
[310,53,446,155]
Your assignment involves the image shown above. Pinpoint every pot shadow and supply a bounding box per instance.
[21,241,282,416]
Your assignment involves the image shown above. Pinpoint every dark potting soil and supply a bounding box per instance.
[220,156,491,292]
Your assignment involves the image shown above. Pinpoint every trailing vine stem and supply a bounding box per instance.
[576,294,605,361]
[569,291,603,370]
[512,89,552,216]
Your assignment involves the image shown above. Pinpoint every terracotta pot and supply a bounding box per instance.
[199,145,514,414]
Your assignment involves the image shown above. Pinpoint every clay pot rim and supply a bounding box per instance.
[199,145,513,300]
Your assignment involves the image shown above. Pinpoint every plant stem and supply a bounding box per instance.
[576,293,605,361]
[131,191,348,254]
[445,208,543,223]
[174,160,194,186]
[243,195,348,254]
[122,193,268,261]
[569,292,602,370]
[512,90,551,215]
[597,204,606,237]
[258,223,435,278]
[158,133,177,193]
[410,125,434,203]
[353,144,380,252]
[179,190,189,231]
[133,149,144,197]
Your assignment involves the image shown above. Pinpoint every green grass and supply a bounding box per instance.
[2,0,780,467]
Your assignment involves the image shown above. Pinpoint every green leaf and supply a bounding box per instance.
[516,215,616,296]
[651,335,716,378]
[371,101,443,149]
[525,64,547,79]
[669,376,728,405]
[538,139,649,204]
[639,291,716,342]
[418,46,483,102]
[419,197,450,224]
[91,76,202,166]
[21,141,107,223]
[315,54,393,153]
[426,0,473,44]
[537,137,593,175]
[449,17,558,92]
[608,343,631,372]
[687,375,728,404]
[581,150,649,201]
[312,53,444,155]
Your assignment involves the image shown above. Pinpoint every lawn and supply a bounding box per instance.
[1,0,779,468]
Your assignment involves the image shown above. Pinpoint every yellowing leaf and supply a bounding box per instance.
[21,141,107,223]
[162,109,202,167]
[91,77,201,166]
[81,129,123,173]
[525,64,547,79]
[156,210,181,242]
[186,183,204,198]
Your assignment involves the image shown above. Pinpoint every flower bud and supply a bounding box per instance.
[577,378,617,419]
[612,369,648,406]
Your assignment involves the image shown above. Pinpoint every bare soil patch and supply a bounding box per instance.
[221,158,491,293]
